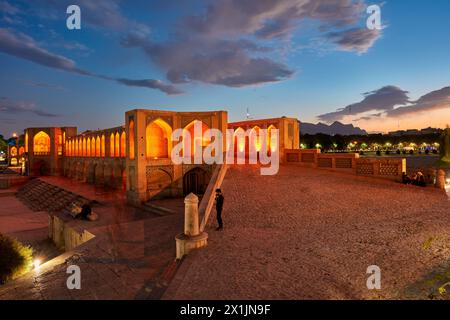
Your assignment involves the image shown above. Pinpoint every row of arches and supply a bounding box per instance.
[141,119,279,160]
[64,159,126,190]
[232,125,278,154]
[66,131,126,158]
[9,146,25,157]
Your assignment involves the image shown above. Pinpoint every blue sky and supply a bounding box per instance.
[1,0,450,137]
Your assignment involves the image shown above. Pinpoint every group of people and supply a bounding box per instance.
[402,171,427,187]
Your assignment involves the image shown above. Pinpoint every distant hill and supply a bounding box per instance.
[300,121,368,136]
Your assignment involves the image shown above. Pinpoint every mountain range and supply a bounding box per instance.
[300,121,368,136]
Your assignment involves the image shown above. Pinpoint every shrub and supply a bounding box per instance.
[396,149,401,155]
[376,150,381,156]
[425,149,430,155]
[409,150,414,155]
[385,150,391,155]
[433,150,438,154]
[0,233,33,284]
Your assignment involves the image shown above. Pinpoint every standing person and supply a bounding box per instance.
[215,189,224,231]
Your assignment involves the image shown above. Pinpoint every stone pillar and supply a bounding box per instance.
[175,193,208,260]
[436,169,446,190]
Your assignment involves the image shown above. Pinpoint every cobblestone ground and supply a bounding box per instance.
[0,179,184,300]
[166,165,450,300]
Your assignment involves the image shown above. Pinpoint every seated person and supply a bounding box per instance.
[402,172,411,184]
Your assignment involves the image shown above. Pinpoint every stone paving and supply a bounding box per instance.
[165,165,450,300]
[0,177,185,300]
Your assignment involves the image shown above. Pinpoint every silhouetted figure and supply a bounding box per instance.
[402,172,411,185]
[416,172,426,187]
[80,204,92,220]
[215,189,224,231]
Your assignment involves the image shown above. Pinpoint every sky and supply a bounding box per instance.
[1,0,450,137]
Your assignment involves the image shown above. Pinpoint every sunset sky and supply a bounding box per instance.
[1,0,450,137]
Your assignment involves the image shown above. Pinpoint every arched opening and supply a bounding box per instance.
[234,127,246,153]
[82,137,86,157]
[183,120,210,157]
[250,126,262,152]
[96,136,101,157]
[10,146,17,157]
[19,146,25,156]
[101,135,105,157]
[129,120,135,160]
[110,133,115,157]
[115,133,120,157]
[87,138,91,157]
[91,137,95,157]
[267,125,277,153]
[146,119,172,159]
[183,167,210,196]
[120,132,126,157]
[75,139,79,156]
[33,131,51,155]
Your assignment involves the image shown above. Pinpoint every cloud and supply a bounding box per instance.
[22,80,66,91]
[0,98,60,117]
[39,0,150,34]
[386,86,450,118]
[123,34,294,88]
[183,0,366,39]
[0,1,19,15]
[319,85,450,123]
[0,28,86,74]
[121,0,381,89]
[116,78,184,95]
[0,28,180,95]
[326,27,381,53]
[318,86,410,122]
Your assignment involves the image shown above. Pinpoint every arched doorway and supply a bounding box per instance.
[183,167,209,196]
[146,119,172,159]
[33,131,51,155]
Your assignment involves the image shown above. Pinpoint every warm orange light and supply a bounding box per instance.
[33,131,51,155]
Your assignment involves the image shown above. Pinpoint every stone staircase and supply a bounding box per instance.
[17,179,93,214]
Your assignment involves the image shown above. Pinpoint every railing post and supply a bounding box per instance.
[175,193,208,260]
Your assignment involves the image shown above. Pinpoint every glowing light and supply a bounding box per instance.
[33,259,42,270]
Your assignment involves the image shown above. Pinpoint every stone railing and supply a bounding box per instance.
[285,149,406,181]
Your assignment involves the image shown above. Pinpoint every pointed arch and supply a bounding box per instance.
[87,137,91,157]
[101,135,105,157]
[110,133,115,157]
[120,131,126,157]
[82,137,86,157]
[96,136,101,157]
[234,127,246,153]
[146,118,172,159]
[33,131,51,155]
[115,132,120,157]
[183,120,210,157]
[250,126,262,152]
[267,124,277,152]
